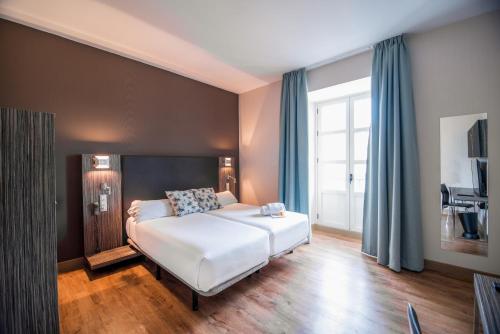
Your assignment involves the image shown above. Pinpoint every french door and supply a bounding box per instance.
[316,92,371,232]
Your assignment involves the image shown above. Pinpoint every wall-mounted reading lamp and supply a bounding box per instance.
[92,155,110,169]
[220,156,236,191]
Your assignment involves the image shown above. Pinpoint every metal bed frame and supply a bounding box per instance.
[128,236,308,310]
[128,238,268,310]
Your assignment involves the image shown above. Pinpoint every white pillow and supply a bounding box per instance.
[216,191,238,207]
[127,199,174,222]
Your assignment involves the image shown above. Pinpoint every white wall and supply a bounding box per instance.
[238,80,281,205]
[238,10,500,274]
[308,51,372,92]
[440,114,487,188]
[410,11,500,274]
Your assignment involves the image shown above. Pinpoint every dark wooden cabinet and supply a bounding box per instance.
[474,274,500,334]
[0,108,59,333]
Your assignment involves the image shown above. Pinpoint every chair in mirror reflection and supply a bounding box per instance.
[440,114,488,256]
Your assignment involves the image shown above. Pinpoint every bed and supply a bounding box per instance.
[121,156,271,311]
[126,213,269,293]
[207,203,310,258]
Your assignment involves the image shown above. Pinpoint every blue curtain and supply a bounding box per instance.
[362,35,423,272]
[278,68,309,214]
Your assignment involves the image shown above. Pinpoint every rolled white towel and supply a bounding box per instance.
[260,203,286,217]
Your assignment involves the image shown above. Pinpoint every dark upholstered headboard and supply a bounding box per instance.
[121,155,219,232]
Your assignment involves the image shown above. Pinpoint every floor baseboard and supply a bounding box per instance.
[312,224,362,240]
[424,259,499,282]
[58,257,84,273]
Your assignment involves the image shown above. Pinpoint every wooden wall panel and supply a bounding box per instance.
[82,154,122,257]
[0,108,59,333]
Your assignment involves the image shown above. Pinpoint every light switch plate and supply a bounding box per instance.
[99,194,108,212]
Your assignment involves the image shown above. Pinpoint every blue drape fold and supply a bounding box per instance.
[362,35,423,272]
[278,68,309,214]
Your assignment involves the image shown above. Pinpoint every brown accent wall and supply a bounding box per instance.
[0,19,239,261]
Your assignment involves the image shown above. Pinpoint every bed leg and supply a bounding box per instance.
[192,290,199,311]
[155,264,161,280]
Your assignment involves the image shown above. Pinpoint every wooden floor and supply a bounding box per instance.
[58,231,474,333]
[441,214,488,256]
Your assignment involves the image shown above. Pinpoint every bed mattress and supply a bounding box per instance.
[126,213,269,292]
[207,203,310,256]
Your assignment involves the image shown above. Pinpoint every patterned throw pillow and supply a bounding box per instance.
[165,190,203,217]
[191,187,221,212]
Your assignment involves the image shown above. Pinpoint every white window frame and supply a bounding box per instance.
[314,91,370,232]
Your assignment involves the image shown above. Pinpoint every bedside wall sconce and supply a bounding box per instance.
[92,155,110,169]
[219,156,236,192]
[225,175,237,191]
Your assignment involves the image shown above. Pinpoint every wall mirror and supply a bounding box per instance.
[440,113,488,256]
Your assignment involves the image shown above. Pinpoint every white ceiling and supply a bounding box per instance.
[1,0,499,93]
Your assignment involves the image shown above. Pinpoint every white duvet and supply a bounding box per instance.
[127,213,269,292]
[207,203,310,256]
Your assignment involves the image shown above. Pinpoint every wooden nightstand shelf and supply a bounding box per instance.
[85,245,141,270]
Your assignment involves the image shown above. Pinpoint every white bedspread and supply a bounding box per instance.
[207,203,310,256]
[126,213,269,292]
